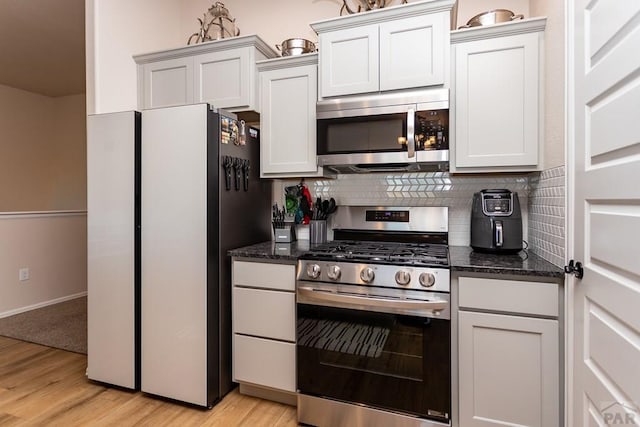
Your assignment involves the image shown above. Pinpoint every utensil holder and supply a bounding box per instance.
[309,220,327,244]
[274,224,296,243]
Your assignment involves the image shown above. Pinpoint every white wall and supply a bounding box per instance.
[0,213,87,318]
[0,85,86,212]
[50,94,88,210]
[0,85,54,211]
[85,0,184,114]
[0,85,87,314]
[179,0,341,52]
[531,0,565,168]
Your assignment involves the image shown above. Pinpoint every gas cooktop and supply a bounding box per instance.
[302,240,449,268]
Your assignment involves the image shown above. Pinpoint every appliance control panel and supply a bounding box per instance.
[297,261,450,293]
[481,192,513,216]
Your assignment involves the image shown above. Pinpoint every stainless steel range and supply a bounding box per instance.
[296,206,451,427]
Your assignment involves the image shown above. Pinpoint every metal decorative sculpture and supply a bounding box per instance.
[340,0,408,15]
[188,2,240,45]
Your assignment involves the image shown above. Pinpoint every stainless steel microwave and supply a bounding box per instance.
[316,89,449,173]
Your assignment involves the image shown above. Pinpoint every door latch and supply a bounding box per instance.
[564,260,584,279]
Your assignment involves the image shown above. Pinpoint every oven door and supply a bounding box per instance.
[296,283,451,423]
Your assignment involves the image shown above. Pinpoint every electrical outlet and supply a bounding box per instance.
[19,267,30,282]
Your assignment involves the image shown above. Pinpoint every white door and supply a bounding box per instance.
[141,104,208,407]
[568,1,640,426]
[87,111,139,390]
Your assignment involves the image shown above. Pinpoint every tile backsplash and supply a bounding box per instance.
[276,168,566,266]
[278,172,530,247]
[527,166,566,267]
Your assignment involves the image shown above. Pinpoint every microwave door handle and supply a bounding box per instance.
[407,108,415,158]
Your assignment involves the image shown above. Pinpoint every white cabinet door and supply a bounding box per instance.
[135,35,276,112]
[260,61,319,176]
[231,259,297,395]
[233,260,295,291]
[453,32,541,169]
[458,311,559,427]
[142,57,194,109]
[194,48,251,111]
[233,287,295,341]
[379,13,446,91]
[319,25,379,98]
[233,335,296,392]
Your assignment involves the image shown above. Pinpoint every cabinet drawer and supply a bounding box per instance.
[233,261,295,291]
[233,287,295,341]
[458,277,558,317]
[233,334,296,392]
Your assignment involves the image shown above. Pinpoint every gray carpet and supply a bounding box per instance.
[0,296,87,354]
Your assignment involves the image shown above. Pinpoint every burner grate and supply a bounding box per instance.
[305,240,449,267]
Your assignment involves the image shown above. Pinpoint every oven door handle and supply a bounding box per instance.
[298,286,448,314]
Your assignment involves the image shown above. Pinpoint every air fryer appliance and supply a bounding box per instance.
[471,189,522,253]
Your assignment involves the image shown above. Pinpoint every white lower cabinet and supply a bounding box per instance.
[233,335,296,393]
[232,260,296,397]
[456,276,561,427]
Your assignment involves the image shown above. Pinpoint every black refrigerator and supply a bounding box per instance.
[140,103,272,407]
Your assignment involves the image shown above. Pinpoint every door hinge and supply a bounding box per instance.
[564,260,584,279]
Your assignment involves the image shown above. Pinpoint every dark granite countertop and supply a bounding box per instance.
[228,241,565,278]
[449,246,564,278]
[228,240,311,263]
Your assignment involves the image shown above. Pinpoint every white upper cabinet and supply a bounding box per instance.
[318,24,379,97]
[379,14,446,91]
[134,35,277,112]
[258,54,327,178]
[451,18,546,172]
[194,48,252,110]
[141,57,194,108]
[311,0,455,99]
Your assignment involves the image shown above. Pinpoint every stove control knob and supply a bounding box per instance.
[419,272,436,288]
[395,270,411,286]
[327,265,341,281]
[360,267,375,283]
[306,264,321,279]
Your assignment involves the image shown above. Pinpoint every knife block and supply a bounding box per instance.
[274,224,296,243]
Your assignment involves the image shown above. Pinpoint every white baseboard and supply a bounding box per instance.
[0,291,87,319]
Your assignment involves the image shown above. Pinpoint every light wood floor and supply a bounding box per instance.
[0,336,297,426]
